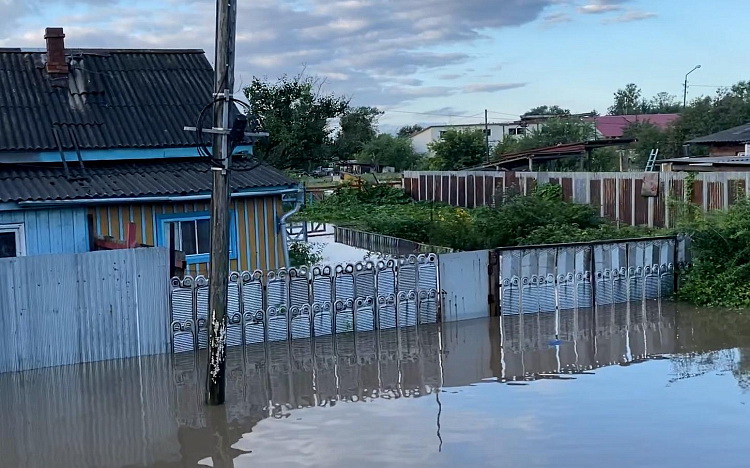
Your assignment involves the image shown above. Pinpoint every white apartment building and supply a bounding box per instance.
[410,120,542,155]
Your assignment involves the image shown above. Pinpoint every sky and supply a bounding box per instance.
[1,0,748,133]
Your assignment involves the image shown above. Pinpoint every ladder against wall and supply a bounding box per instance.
[645,149,660,172]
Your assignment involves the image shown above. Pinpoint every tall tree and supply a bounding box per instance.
[244,73,349,170]
[648,92,681,113]
[608,83,646,115]
[357,134,421,171]
[428,129,485,170]
[523,105,571,116]
[397,124,424,138]
[332,106,383,161]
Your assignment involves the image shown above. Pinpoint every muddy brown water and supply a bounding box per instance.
[2,301,750,467]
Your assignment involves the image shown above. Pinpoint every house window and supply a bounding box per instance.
[157,212,237,264]
[482,129,492,136]
[508,127,526,136]
[439,130,447,138]
[0,223,26,258]
[168,218,211,256]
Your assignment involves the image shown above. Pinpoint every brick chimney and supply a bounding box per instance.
[44,27,68,75]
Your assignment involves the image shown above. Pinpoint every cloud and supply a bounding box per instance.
[438,73,463,80]
[543,12,573,26]
[603,10,658,23]
[0,0,635,110]
[464,82,527,93]
[578,0,623,15]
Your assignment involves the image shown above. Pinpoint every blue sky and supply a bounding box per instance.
[1,0,748,131]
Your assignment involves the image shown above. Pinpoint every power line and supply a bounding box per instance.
[384,109,484,119]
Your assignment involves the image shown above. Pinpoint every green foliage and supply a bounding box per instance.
[301,183,651,251]
[289,242,324,267]
[676,197,750,308]
[428,129,486,170]
[356,134,422,171]
[331,106,383,161]
[396,124,424,138]
[608,83,646,115]
[523,105,571,116]
[245,73,349,170]
[494,118,595,160]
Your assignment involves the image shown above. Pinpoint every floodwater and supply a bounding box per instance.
[2,302,750,467]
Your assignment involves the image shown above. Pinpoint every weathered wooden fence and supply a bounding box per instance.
[0,248,171,373]
[403,171,750,228]
[334,226,454,256]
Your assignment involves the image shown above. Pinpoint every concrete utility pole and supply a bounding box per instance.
[484,109,490,162]
[683,64,701,109]
[206,0,237,406]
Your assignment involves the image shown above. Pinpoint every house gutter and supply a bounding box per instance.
[277,187,305,268]
[16,187,299,207]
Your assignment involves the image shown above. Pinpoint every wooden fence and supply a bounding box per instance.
[403,171,750,228]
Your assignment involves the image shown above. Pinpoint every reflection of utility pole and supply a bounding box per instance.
[484,109,490,162]
[206,0,237,406]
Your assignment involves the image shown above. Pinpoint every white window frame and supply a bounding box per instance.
[0,223,27,257]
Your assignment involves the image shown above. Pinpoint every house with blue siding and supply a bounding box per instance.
[0,27,297,274]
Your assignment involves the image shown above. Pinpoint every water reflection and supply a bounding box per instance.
[2,301,750,467]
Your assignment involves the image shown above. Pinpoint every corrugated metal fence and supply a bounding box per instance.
[170,254,441,353]
[403,171,750,228]
[0,248,171,373]
[498,236,690,315]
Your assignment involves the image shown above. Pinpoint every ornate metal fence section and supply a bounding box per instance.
[169,254,440,353]
[499,236,685,316]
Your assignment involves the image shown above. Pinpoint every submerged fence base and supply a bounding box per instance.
[498,236,690,316]
[169,254,441,353]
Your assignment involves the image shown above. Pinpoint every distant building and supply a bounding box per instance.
[409,118,543,155]
[589,114,680,139]
[686,122,750,156]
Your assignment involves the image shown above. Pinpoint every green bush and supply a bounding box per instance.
[677,198,750,308]
[289,242,324,267]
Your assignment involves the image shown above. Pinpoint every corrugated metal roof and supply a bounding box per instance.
[589,114,681,138]
[687,122,750,144]
[0,48,214,152]
[0,159,295,202]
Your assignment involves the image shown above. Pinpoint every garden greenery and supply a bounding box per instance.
[300,182,657,251]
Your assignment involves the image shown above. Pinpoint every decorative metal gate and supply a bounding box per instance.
[169,254,440,353]
[499,236,688,315]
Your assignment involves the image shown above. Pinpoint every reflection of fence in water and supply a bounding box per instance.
[499,303,677,379]
[500,237,682,316]
[171,324,443,424]
[170,255,440,353]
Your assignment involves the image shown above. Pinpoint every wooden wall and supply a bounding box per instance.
[90,196,286,275]
[403,170,750,228]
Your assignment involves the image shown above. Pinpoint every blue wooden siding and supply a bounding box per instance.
[0,208,89,256]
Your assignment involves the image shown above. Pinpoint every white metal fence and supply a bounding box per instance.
[499,236,689,315]
[169,254,441,353]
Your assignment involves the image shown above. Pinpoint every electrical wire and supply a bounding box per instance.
[194,92,263,171]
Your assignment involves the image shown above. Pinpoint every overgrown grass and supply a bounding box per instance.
[299,182,658,251]
[675,198,750,309]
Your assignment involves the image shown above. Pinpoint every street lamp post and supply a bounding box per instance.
[683,65,702,108]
